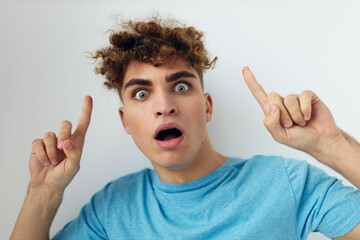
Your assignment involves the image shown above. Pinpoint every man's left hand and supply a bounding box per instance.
[242,66,343,162]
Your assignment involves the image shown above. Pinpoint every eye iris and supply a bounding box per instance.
[138,91,147,99]
[177,84,186,92]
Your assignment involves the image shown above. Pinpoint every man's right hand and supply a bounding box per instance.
[29,95,93,194]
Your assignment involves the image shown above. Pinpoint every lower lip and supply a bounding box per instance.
[155,134,184,149]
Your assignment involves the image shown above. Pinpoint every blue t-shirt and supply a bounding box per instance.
[53,155,360,239]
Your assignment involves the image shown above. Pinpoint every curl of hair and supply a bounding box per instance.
[91,17,217,99]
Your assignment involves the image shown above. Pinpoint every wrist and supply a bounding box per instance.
[310,130,360,182]
[26,184,64,210]
[308,129,345,168]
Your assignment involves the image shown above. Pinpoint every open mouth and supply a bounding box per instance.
[155,128,183,141]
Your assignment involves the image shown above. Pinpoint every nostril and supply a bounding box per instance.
[157,109,175,116]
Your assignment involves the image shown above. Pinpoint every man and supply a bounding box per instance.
[11,17,360,239]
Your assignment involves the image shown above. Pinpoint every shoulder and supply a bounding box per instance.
[228,154,299,172]
[225,155,304,191]
[227,155,324,189]
[231,155,332,187]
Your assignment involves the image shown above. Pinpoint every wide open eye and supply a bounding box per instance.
[134,90,149,100]
[174,82,189,93]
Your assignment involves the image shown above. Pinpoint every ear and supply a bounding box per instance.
[204,93,213,122]
[119,107,131,134]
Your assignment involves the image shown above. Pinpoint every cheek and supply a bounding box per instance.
[183,98,207,132]
[125,106,152,138]
[190,97,207,118]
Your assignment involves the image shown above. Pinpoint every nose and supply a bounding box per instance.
[157,109,176,116]
[154,92,177,117]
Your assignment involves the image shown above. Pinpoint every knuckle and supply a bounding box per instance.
[302,90,313,94]
[32,140,44,151]
[270,132,280,141]
[263,118,270,127]
[300,90,313,98]
[284,95,297,105]
[44,131,55,139]
[32,139,41,146]
[272,133,285,143]
[263,116,275,128]
[268,92,280,100]
[61,120,72,128]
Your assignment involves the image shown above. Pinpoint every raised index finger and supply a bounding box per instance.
[242,66,270,115]
[73,95,93,141]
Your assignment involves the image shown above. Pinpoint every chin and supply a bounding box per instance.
[149,150,194,171]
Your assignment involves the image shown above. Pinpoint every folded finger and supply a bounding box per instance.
[58,120,72,150]
[267,92,292,128]
[299,90,316,121]
[44,132,59,166]
[284,94,306,126]
[263,104,287,144]
[32,139,50,167]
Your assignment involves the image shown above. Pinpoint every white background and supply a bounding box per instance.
[1,0,360,239]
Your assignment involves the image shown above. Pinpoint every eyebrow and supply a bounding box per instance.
[123,79,152,90]
[165,71,196,83]
[123,71,197,92]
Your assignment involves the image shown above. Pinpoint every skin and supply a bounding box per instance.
[11,61,360,239]
[11,96,93,240]
[119,57,227,184]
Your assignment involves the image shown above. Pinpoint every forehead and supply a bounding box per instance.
[123,58,200,86]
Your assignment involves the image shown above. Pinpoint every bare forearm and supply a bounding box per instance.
[11,186,63,240]
[311,130,360,189]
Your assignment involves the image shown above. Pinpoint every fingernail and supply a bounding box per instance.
[304,115,310,121]
[44,160,50,167]
[299,122,306,127]
[58,140,63,148]
[64,142,73,150]
[270,105,276,114]
[283,120,292,128]
[51,159,57,165]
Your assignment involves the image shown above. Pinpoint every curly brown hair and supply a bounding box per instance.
[91,17,217,101]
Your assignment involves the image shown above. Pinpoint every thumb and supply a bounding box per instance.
[263,104,287,144]
[62,139,74,152]
[62,139,81,172]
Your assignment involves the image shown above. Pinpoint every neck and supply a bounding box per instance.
[153,132,228,184]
